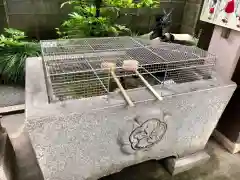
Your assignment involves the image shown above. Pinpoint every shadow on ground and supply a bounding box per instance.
[101,139,240,180]
[0,86,24,107]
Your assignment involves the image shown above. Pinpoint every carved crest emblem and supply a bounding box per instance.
[129,118,167,150]
[118,108,170,154]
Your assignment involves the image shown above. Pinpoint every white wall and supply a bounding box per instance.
[208,26,240,81]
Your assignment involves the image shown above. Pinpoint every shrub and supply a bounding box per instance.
[57,0,159,38]
[0,28,40,85]
[57,10,130,38]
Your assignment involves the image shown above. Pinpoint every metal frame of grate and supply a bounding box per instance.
[40,37,217,102]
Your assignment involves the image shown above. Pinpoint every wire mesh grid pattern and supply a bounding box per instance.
[40,37,216,102]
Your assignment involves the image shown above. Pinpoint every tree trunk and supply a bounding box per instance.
[95,0,102,17]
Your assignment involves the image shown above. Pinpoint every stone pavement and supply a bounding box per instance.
[1,114,240,180]
[0,86,24,107]
[102,139,240,180]
[1,114,25,136]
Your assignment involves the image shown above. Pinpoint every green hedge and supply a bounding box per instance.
[0,28,40,85]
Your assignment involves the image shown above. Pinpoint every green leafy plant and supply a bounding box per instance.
[58,2,131,38]
[0,28,40,85]
[60,0,85,8]
[104,0,159,8]
[58,13,130,37]
[58,0,159,38]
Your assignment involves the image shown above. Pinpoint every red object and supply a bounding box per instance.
[209,7,215,14]
[225,0,235,13]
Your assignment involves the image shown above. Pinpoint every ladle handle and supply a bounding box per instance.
[111,71,135,107]
[135,71,163,101]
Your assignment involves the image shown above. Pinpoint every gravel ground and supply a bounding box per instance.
[0,85,24,107]
[102,139,240,180]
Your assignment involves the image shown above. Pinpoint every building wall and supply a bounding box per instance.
[208,26,240,81]
[0,0,188,39]
[180,0,203,35]
[0,0,7,33]
[1,0,70,39]
[117,0,186,34]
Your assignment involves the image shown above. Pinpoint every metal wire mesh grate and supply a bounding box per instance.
[40,37,216,102]
[41,37,143,56]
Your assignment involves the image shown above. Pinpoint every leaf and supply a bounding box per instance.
[0,34,6,40]
[4,28,26,40]
[60,0,78,8]
[57,0,152,38]
[69,12,81,17]
[115,24,131,32]
[0,40,40,84]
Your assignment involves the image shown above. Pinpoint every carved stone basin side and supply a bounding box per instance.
[24,57,236,180]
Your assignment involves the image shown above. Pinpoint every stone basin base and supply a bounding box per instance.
[21,57,236,180]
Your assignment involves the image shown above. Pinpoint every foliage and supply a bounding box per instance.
[0,28,40,85]
[58,12,130,37]
[0,28,26,47]
[104,0,159,8]
[58,0,159,38]
[60,0,86,8]
[58,4,130,38]
[61,0,160,8]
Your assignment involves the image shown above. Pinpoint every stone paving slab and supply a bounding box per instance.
[0,105,25,116]
[0,86,24,108]
[1,113,25,136]
[102,139,240,180]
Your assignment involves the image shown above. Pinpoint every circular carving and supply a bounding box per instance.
[129,119,167,150]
